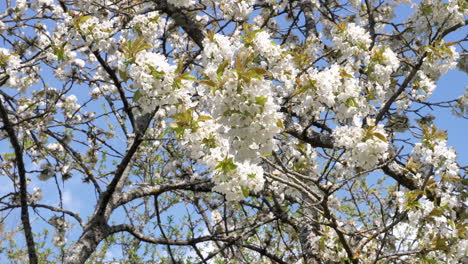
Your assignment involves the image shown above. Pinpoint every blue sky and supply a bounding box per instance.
[430,69,467,163]
[0,0,466,261]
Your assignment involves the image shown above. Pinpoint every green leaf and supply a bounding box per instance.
[206,30,215,41]
[202,136,217,148]
[373,132,387,142]
[73,15,93,29]
[215,157,238,173]
[405,156,418,172]
[133,90,142,102]
[122,37,152,59]
[2,153,15,160]
[249,66,268,76]
[77,15,93,25]
[404,190,423,210]
[56,47,65,61]
[420,4,433,16]
[291,86,308,97]
[241,186,250,198]
[345,98,359,108]
[119,70,129,82]
[340,69,353,79]
[291,79,317,97]
[168,106,200,135]
[199,79,217,87]
[132,37,152,53]
[0,53,10,68]
[217,60,230,80]
[147,65,164,80]
[447,219,456,229]
[173,79,182,89]
[197,115,212,121]
[276,119,284,129]
[429,207,444,217]
[23,137,34,148]
[433,130,447,140]
[178,72,197,81]
[254,96,268,107]
[366,87,376,101]
[52,43,69,62]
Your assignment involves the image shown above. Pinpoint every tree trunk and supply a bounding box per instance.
[63,222,109,264]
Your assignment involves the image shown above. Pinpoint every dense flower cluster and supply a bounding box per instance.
[0,48,38,93]
[411,125,459,181]
[212,0,254,20]
[332,23,372,61]
[332,121,389,169]
[0,0,466,263]
[178,33,284,200]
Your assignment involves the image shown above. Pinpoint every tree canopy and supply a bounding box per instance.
[0,0,466,263]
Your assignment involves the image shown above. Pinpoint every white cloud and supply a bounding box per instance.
[63,189,80,211]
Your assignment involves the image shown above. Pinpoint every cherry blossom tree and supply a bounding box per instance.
[0,0,466,263]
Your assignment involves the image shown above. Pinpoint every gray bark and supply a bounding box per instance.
[63,222,110,264]
[0,77,39,264]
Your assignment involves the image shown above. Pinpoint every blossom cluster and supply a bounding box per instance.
[365,46,400,102]
[0,0,466,261]
[0,48,38,93]
[210,0,254,20]
[177,33,285,200]
[332,23,372,62]
[332,122,389,170]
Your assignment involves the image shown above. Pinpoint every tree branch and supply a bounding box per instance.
[115,179,213,208]
[153,0,205,48]
[0,78,38,264]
